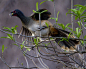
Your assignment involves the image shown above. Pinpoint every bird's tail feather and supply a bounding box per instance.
[50,27,80,52]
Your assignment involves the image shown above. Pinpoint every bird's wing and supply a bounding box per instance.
[31,9,51,20]
[18,26,34,44]
[49,26,80,51]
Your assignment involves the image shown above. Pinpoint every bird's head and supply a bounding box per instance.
[9,9,24,17]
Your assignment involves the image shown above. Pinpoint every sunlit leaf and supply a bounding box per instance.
[7,34,13,40]
[26,48,31,51]
[41,10,47,14]
[33,10,37,13]
[40,0,46,5]
[45,22,49,28]
[40,0,54,5]
[84,35,86,39]
[77,21,81,27]
[2,45,7,53]
[47,0,54,2]
[2,45,4,53]
[65,23,71,28]
[36,2,39,11]
[49,17,55,20]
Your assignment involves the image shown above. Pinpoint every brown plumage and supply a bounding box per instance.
[9,9,80,52]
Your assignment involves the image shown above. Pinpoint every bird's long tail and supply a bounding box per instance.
[49,27,80,52]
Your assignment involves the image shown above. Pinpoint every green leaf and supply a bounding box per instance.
[74,4,85,7]
[34,38,38,45]
[45,43,50,46]
[56,11,60,22]
[34,38,39,45]
[81,40,84,45]
[68,33,71,39]
[36,2,39,11]
[14,25,18,28]
[71,9,78,14]
[75,28,82,38]
[75,16,79,20]
[41,10,47,14]
[45,22,49,28]
[7,34,13,40]
[22,41,25,44]
[14,44,18,46]
[3,27,12,32]
[20,41,25,49]
[21,63,23,66]
[2,45,7,53]
[33,10,37,13]
[58,38,68,44]
[34,38,37,44]
[47,0,54,1]
[3,26,18,34]
[26,48,31,51]
[77,21,81,27]
[1,37,8,39]
[67,27,73,32]
[84,35,86,39]
[58,23,65,30]
[20,44,24,49]
[84,24,86,27]
[76,28,79,35]
[65,23,71,28]
[84,19,86,22]
[40,0,46,5]
[40,0,53,5]
[2,45,4,53]
[49,17,55,20]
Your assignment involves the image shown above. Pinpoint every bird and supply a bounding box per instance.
[9,9,80,52]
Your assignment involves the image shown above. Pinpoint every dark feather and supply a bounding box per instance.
[31,9,51,20]
[50,27,80,51]
[18,26,33,44]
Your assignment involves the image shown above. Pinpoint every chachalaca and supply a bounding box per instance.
[9,9,80,51]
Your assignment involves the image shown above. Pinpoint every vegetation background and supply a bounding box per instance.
[0,0,86,69]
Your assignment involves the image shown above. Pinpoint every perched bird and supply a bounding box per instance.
[9,9,80,51]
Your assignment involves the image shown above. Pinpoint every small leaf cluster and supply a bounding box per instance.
[58,23,71,30]
[3,25,18,34]
[1,25,18,41]
[34,37,40,46]
[33,2,48,14]
[50,11,60,22]
[40,0,54,5]
[20,41,31,52]
[2,45,7,53]
[74,27,82,38]
[67,4,86,21]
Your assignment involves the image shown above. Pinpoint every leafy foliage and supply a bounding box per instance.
[50,11,60,22]
[33,2,48,15]
[58,23,71,30]
[40,0,54,5]
[34,37,39,46]
[1,25,18,41]
[1,45,7,53]
[67,4,86,20]
[3,25,18,34]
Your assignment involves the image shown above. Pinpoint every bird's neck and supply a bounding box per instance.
[17,13,31,25]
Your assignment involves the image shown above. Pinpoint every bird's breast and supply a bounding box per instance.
[29,23,39,32]
[28,23,49,36]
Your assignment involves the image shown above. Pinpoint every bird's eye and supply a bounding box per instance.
[13,11,16,13]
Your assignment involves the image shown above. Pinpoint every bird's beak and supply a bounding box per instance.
[9,12,14,16]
